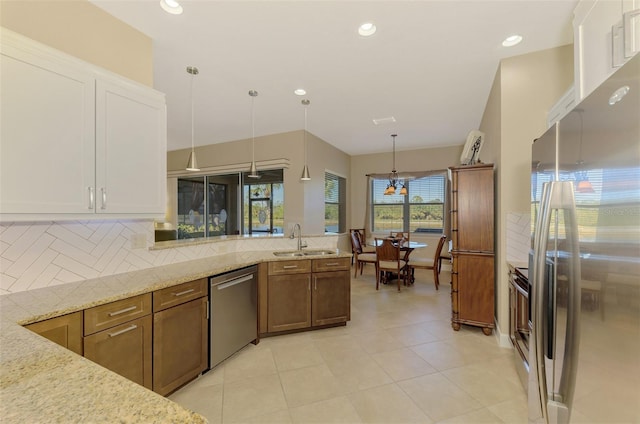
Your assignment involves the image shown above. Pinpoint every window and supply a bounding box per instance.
[325,172,346,233]
[177,173,240,239]
[242,169,284,234]
[371,173,446,234]
[176,169,284,239]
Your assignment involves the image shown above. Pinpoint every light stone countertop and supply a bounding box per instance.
[0,249,351,423]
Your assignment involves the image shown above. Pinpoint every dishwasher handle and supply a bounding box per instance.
[214,273,254,290]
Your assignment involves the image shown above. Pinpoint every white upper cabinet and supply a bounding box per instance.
[574,0,640,101]
[0,29,166,220]
[0,39,96,214]
[95,79,166,214]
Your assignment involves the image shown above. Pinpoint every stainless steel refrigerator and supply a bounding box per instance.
[529,53,640,423]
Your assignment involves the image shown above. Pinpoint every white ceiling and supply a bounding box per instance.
[91,0,577,155]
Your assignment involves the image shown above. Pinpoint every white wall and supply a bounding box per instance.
[0,0,153,86]
[480,44,574,344]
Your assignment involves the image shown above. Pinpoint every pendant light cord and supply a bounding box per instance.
[251,94,255,163]
[392,135,396,172]
[304,105,308,165]
[190,72,195,153]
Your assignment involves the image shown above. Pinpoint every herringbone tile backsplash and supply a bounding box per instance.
[506,212,531,264]
[1,220,157,294]
[1,220,338,295]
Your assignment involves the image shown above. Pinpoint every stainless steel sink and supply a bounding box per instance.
[272,250,336,257]
[302,250,337,256]
[272,251,305,257]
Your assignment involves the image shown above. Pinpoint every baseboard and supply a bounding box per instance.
[494,320,512,348]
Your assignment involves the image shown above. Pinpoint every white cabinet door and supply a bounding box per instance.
[575,0,625,100]
[95,79,166,214]
[574,0,640,101]
[0,43,95,214]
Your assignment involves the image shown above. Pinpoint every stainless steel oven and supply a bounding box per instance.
[509,266,530,389]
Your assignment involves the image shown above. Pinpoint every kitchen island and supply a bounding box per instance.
[0,248,350,423]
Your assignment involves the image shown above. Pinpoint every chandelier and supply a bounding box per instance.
[384,134,407,195]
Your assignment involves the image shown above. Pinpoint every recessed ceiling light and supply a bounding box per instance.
[502,35,523,47]
[358,22,377,37]
[609,85,630,105]
[294,89,306,96]
[160,0,183,15]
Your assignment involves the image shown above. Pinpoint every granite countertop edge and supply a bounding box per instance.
[0,249,351,424]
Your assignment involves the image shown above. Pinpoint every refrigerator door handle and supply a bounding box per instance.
[550,182,581,424]
[531,181,553,423]
[532,181,581,424]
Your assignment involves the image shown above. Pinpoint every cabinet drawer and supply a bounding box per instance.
[268,259,311,275]
[83,314,153,389]
[153,278,207,312]
[312,257,350,272]
[84,293,151,336]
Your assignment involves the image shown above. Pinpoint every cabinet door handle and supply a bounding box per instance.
[314,276,317,291]
[173,288,195,297]
[88,187,95,210]
[283,265,298,269]
[308,276,311,292]
[108,305,137,316]
[100,188,107,210]
[108,324,137,338]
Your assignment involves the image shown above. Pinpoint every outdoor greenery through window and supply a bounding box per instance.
[372,173,446,233]
[325,172,346,233]
[176,169,283,239]
[177,173,241,239]
[242,169,284,234]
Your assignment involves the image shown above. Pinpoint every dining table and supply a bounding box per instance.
[372,238,428,284]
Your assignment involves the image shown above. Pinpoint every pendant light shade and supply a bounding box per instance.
[186,150,198,171]
[384,134,407,195]
[248,90,260,179]
[185,66,200,171]
[301,99,311,181]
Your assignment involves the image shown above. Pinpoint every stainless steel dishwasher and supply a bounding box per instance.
[209,265,258,368]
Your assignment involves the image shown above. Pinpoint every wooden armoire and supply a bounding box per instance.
[449,164,495,335]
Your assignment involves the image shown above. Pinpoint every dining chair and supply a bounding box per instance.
[407,235,447,290]
[390,231,410,243]
[375,237,409,292]
[351,228,376,254]
[351,231,376,278]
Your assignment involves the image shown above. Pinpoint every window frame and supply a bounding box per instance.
[325,171,346,233]
[371,172,446,234]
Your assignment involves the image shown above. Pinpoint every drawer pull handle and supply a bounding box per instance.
[174,288,195,297]
[283,265,298,269]
[108,324,137,338]
[108,305,137,317]
[324,262,340,266]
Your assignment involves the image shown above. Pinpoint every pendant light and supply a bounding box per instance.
[248,90,260,178]
[185,66,200,171]
[384,134,407,195]
[300,99,311,181]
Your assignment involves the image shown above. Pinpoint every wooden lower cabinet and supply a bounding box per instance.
[25,311,83,355]
[451,252,495,334]
[264,257,350,335]
[312,270,350,326]
[267,273,312,332]
[83,314,153,389]
[153,296,208,396]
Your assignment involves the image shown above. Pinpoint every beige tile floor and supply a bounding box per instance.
[169,266,527,423]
